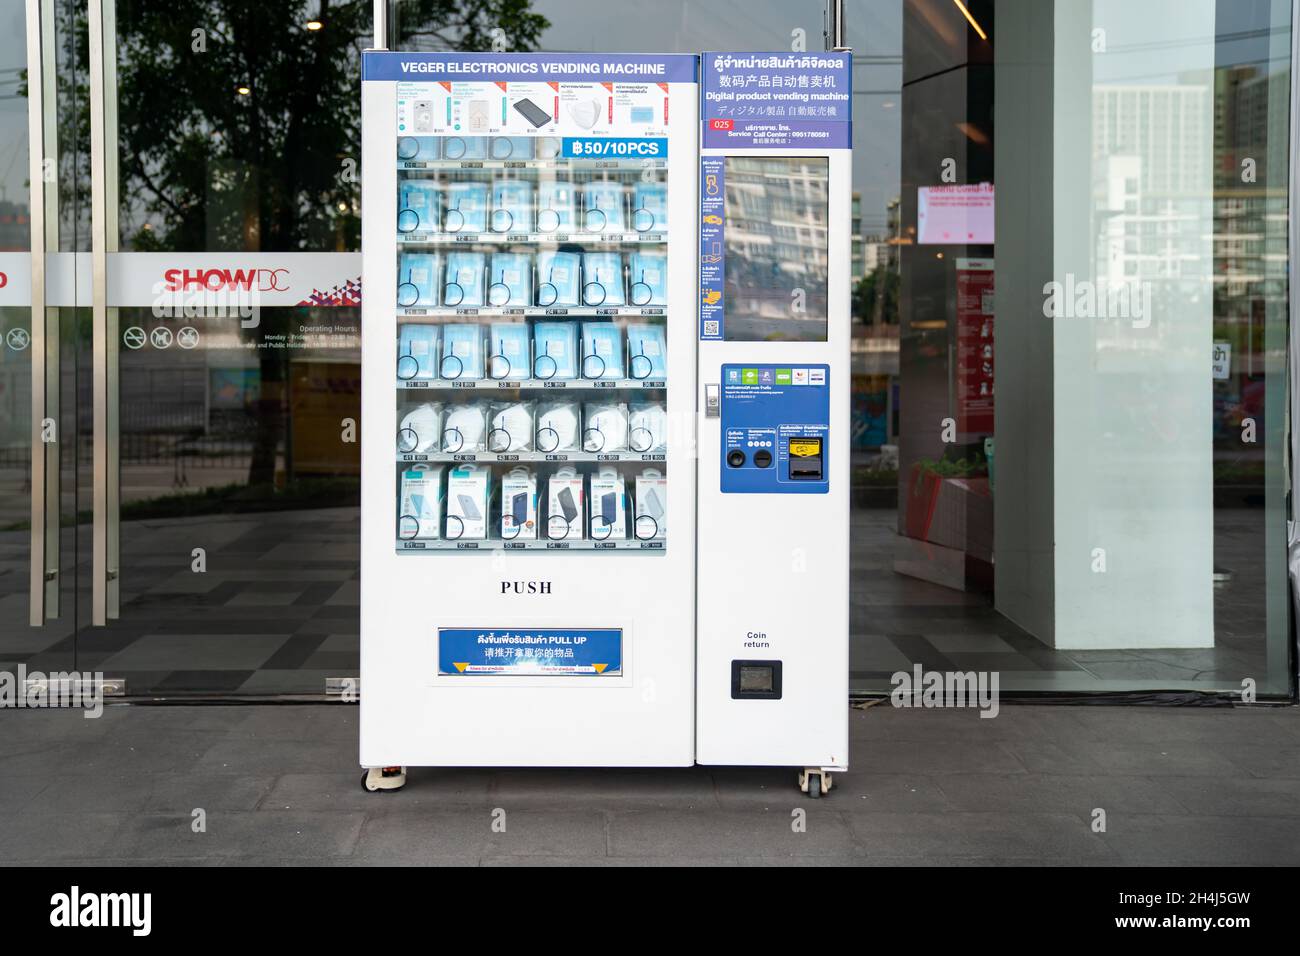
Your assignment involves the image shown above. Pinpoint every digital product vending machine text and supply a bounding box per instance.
[359,50,850,795]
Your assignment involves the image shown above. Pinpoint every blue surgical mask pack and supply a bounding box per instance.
[397,180,442,234]
[625,323,667,381]
[443,252,486,308]
[486,252,532,309]
[581,252,626,307]
[397,136,441,162]
[531,321,578,380]
[581,322,625,380]
[440,323,485,380]
[489,136,534,160]
[632,183,667,233]
[397,323,440,380]
[443,182,488,233]
[490,181,534,234]
[628,252,667,307]
[397,253,441,309]
[536,183,577,234]
[487,322,531,380]
[582,182,626,233]
[535,251,581,308]
[442,136,487,161]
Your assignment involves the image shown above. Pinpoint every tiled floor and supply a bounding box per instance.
[2,702,1298,865]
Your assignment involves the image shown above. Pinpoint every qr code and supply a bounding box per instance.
[703,320,719,336]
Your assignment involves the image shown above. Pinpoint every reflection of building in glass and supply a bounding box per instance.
[723,156,829,341]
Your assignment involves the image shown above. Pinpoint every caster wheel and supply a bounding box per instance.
[802,769,828,798]
[362,766,407,793]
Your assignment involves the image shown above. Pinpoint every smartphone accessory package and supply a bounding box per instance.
[628,401,667,453]
[486,253,532,309]
[581,322,624,380]
[445,464,491,540]
[632,182,667,233]
[536,183,577,234]
[397,179,442,234]
[535,251,581,308]
[443,253,486,309]
[397,323,440,380]
[398,464,444,540]
[397,402,443,454]
[588,466,627,540]
[442,400,489,453]
[500,467,538,540]
[487,322,531,380]
[397,253,440,309]
[547,466,585,540]
[634,468,667,540]
[491,180,534,234]
[439,322,484,379]
[581,252,625,307]
[582,401,629,453]
[628,252,667,307]
[582,181,626,233]
[625,323,667,380]
[443,182,488,233]
[531,321,578,379]
[535,401,580,453]
[487,400,536,453]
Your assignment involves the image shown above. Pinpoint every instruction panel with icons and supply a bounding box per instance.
[719,363,829,495]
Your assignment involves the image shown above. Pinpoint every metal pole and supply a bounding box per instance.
[373,0,387,51]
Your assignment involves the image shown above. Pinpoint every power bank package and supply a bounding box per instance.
[398,464,444,540]
[588,467,627,540]
[446,464,490,540]
[547,467,585,540]
[500,467,538,540]
[634,468,667,540]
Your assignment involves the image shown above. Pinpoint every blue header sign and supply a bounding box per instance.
[701,52,852,149]
[438,627,623,677]
[363,51,698,84]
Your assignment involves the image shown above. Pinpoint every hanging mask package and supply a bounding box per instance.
[582,401,630,453]
[397,180,442,235]
[531,321,578,380]
[489,136,534,161]
[439,322,484,380]
[443,182,489,233]
[535,401,581,454]
[397,136,441,163]
[443,254,486,310]
[500,467,538,541]
[535,252,582,308]
[634,469,667,540]
[581,322,625,380]
[625,323,667,381]
[442,135,487,161]
[396,323,440,381]
[398,464,444,541]
[397,402,444,455]
[490,181,534,234]
[442,400,489,454]
[485,253,532,310]
[628,253,667,308]
[588,467,627,541]
[396,253,440,310]
[536,182,577,234]
[487,322,531,380]
[535,137,563,160]
[487,401,536,454]
[581,182,627,233]
[547,466,585,540]
[627,401,667,454]
[631,182,668,233]
[581,252,626,307]
[445,464,491,541]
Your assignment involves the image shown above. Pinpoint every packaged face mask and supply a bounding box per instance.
[535,401,580,453]
[634,469,667,540]
[490,181,534,234]
[531,321,578,379]
[442,136,487,160]
[588,467,627,541]
[443,182,489,233]
[398,464,444,540]
[397,180,442,234]
[535,137,563,160]
[582,182,627,233]
[442,400,489,453]
[535,253,582,309]
[632,183,667,233]
[581,252,626,307]
[443,253,486,309]
[397,323,440,380]
[500,467,538,540]
[625,323,667,381]
[484,253,531,311]
[627,402,667,454]
[397,253,440,309]
[397,402,444,454]
[547,466,585,540]
[487,322,531,380]
[628,253,667,307]
[582,402,629,453]
[446,464,490,540]
[487,400,535,453]
[397,136,441,162]
[536,182,577,234]
[489,136,535,160]
[581,322,625,380]
[439,323,484,380]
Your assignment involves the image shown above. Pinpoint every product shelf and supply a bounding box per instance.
[397,377,666,391]
[398,305,665,319]
[397,231,666,246]
[398,159,668,172]
[396,536,665,552]
[397,450,666,464]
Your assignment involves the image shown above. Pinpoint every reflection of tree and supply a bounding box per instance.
[855,264,898,326]
[109,0,547,485]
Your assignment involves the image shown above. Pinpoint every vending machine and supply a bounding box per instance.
[359,50,849,795]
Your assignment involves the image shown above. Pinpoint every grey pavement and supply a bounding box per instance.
[2,702,1299,866]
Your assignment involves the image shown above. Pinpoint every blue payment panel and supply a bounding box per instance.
[720,363,829,494]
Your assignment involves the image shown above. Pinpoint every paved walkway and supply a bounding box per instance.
[2,702,1297,865]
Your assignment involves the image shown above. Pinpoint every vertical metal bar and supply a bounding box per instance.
[1287,0,1300,692]
[104,0,119,619]
[26,0,59,625]
[826,0,847,51]
[373,0,387,50]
